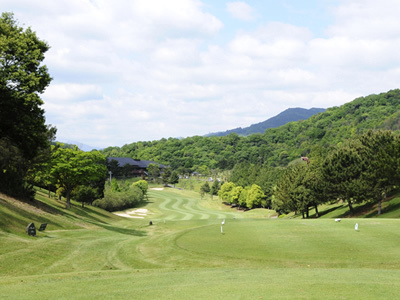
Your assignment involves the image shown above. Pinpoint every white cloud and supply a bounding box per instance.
[328,0,400,39]
[3,0,400,147]
[150,38,201,65]
[227,1,256,21]
[44,83,103,102]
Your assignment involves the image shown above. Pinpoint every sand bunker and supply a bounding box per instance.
[114,208,149,219]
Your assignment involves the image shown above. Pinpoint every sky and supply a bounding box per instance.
[3,0,400,148]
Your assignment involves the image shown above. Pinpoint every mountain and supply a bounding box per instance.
[101,89,400,169]
[53,141,103,152]
[206,107,326,137]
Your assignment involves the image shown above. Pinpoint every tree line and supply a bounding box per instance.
[217,130,400,217]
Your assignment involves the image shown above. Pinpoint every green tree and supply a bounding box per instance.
[358,130,399,215]
[211,180,220,197]
[228,186,243,205]
[72,185,98,208]
[169,171,179,187]
[197,165,210,176]
[322,141,368,214]
[246,184,266,209]
[290,163,324,218]
[253,166,283,209]
[162,167,172,186]
[48,147,107,209]
[200,182,210,199]
[290,166,314,218]
[273,165,302,214]
[303,157,326,217]
[107,159,121,178]
[229,162,252,187]
[238,186,250,208]
[218,182,236,203]
[147,163,160,182]
[0,13,54,198]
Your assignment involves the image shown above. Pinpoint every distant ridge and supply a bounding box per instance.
[52,141,103,152]
[206,107,326,137]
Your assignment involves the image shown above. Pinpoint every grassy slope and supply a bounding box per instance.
[1,188,400,299]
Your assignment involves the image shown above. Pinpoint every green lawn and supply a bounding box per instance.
[1,188,400,299]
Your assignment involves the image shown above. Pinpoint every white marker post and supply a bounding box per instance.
[355,223,358,231]
[221,219,225,234]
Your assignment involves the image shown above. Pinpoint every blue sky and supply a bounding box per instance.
[3,0,400,148]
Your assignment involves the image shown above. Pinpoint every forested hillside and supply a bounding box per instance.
[101,89,400,171]
[206,107,326,137]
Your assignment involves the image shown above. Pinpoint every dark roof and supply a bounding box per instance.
[107,157,166,168]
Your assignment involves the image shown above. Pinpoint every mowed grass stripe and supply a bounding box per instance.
[180,197,212,220]
[190,199,244,220]
[149,189,241,221]
[157,197,189,220]
[152,190,203,221]
[171,197,194,220]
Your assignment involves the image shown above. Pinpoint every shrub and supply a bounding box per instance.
[132,180,148,196]
[93,185,144,212]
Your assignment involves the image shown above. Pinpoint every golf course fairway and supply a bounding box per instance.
[1,188,400,299]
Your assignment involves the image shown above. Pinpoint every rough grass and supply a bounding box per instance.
[1,188,400,299]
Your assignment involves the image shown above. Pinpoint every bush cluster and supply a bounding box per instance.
[218,182,266,209]
[93,185,144,212]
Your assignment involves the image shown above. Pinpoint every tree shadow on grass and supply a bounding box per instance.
[310,201,376,219]
[80,206,115,220]
[16,195,66,216]
[366,199,400,218]
[309,204,346,218]
[331,202,372,218]
[68,206,109,224]
[334,198,396,218]
[0,198,60,233]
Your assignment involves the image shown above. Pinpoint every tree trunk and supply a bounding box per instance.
[347,199,354,214]
[378,199,382,215]
[314,204,319,218]
[306,206,309,218]
[378,189,386,215]
[66,189,71,209]
[302,211,305,219]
